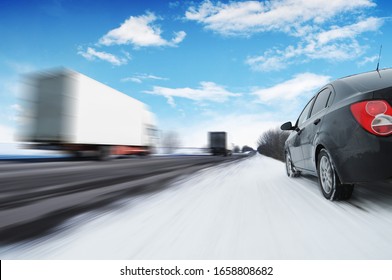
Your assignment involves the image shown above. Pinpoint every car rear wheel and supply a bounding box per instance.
[285,152,300,177]
[317,149,353,200]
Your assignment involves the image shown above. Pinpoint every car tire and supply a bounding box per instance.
[317,149,354,200]
[285,151,300,178]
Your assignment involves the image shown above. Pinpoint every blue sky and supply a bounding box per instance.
[1,0,392,149]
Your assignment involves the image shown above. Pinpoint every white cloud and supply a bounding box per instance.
[357,55,379,66]
[171,31,187,45]
[7,104,23,122]
[246,49,295,72]
[78,47,129,66]
[246,17,384,71]
[125,77,143,83]
[122,73,168,83]
[252,73,330,103]
[99,12,186,48]
[151,73,332,148]
[316,17,383,45]
[186,1,382,70]
[186,0,375,36]
[169,2,180,9]
[11,104,22,112]
[173,113,283,148]
[0,124,15,143]
[144,81,241,107]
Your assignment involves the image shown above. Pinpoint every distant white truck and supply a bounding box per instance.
[20,68,157,159]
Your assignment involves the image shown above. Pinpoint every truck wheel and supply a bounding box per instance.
[317,149,353,200]
[98,146,111,161]
[72,151,83,160]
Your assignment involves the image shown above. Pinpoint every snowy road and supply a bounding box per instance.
[1,154,392,259]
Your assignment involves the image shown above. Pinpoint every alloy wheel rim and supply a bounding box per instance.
[286,154,293,176]
[320,156,333,194]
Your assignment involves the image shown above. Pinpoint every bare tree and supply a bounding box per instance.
[257,127,290,162]
[241,145,253,153]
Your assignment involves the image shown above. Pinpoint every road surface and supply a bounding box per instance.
[0,154,247,243]
[1,154,392,259]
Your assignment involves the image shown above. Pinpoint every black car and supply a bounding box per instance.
[281,68,392,200]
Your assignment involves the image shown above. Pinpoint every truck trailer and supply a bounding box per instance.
[209,131,230,156]
[19,68,157,159]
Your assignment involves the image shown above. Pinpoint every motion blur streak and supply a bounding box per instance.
[1,154,392,259]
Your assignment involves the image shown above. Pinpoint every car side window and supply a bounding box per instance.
[297,97,314,126]
[310,88,331,117]
[327,90,335,106]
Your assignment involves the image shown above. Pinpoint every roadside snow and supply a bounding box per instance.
[1,154,392,259]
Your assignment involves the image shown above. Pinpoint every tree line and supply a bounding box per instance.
[257,127,290,162]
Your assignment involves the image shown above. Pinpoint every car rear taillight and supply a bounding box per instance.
[350,100,392,136]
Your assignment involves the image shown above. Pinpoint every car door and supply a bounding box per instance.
[300,87,333,171]
[289,97,315,169]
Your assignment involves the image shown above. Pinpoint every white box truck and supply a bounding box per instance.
[20,68,157,159]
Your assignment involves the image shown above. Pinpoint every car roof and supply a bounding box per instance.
[330,68,392,98]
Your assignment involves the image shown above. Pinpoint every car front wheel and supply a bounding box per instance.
[285,152,300,177]
[317,149,353,200]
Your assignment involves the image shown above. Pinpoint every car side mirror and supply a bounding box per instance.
[280,121,294,131]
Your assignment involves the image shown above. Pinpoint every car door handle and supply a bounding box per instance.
[314,118,321,125]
